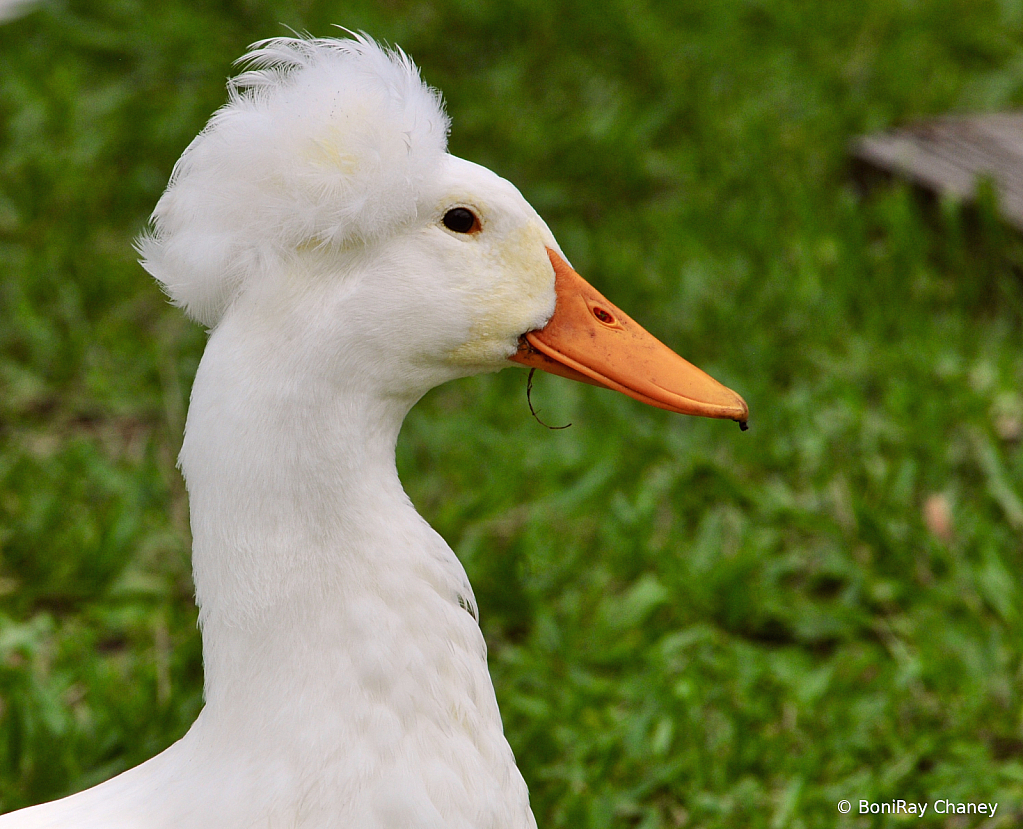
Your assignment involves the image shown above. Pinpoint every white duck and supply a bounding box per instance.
[2,33,747,829]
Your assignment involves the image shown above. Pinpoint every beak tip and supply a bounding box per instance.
[707,387,749,427]
[734,396,750,427]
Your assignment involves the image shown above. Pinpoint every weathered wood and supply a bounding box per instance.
[851,114,1023,231]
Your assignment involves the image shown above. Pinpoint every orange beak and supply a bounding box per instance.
[510,249,749,428]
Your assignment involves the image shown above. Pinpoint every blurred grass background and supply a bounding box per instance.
[2,0,1023,826]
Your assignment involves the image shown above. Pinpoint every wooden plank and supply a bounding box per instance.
[851,114,1023,231]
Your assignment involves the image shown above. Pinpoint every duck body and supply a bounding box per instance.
[2,33,746,829]
[9,339,530,824]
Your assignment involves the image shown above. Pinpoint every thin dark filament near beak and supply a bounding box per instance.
[526,368,571,430]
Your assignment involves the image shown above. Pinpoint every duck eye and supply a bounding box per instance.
[442,207,480,234]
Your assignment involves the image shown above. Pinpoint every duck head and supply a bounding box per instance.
[139,34,747,426]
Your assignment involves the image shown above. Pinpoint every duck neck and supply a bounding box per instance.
[178,314,487,739]
[168,291,535,829]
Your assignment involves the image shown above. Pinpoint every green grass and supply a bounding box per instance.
[2,0,1023,826]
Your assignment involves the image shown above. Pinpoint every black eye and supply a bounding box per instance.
[442,207,480,234]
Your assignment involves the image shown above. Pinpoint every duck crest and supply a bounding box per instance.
[138,34,450,328]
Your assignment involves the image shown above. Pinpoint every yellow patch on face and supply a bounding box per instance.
[448,220,557,367]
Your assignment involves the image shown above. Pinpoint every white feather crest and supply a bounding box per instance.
[138,33,450,327]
